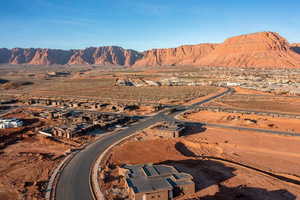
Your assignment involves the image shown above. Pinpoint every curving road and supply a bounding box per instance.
[55,113,164,200]
[54,87,233,200]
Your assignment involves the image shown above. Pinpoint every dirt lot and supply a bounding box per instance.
[0,65,218,105]
[206,94,300,114]
[184,87,227,105]
[104,127,300,199]
[233,87,273,95]
[183,110,300,133]
[0,109,94,200]
[0,136,70,200]
[4,78,217,105]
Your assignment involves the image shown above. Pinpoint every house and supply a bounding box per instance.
[0,118,23,129]
[153,121,185,138]
[120,164,195,200]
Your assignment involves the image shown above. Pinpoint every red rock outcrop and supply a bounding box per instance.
[68,46,141,66]
[0,46,141,66]
[196,32,300,68]
[134,44,217,67]
[134,32,300,68]
[10,48,36,64]
[0,32,299,68]
[28,49,73,65]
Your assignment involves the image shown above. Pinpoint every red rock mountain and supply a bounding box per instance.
[0,32,300,68]
[0,46,141,66]
[196,32,300,68]
[135,32,300,68]
[68,46,140,66]
[134,44,217,67]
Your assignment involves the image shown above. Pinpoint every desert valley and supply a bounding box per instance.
[1,30,300,200]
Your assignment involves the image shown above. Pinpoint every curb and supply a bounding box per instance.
[45,131,113,200]
[90,131,141,200]
[45,141,93,200]
[45,151,77,200]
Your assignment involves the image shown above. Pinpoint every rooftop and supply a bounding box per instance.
[122,164,193,194]
[0,118,22,123]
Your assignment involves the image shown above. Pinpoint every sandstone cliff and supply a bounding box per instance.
[0,32,300,68]
[134,44,217,67]
[29,49,73,65]
[0,46,141,66]
[10,48,36,64]
[196,32,300,68]
[68,46,141,66]
[134,32,300,68]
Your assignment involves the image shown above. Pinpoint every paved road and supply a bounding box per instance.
[55,113,164,200]
[55,87,233,200]
[178,121,300,137]
[204,123,300,136]
[196,106,300,118]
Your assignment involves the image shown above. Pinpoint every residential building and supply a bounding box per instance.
[120,164,195,200]
[0,118,23,129]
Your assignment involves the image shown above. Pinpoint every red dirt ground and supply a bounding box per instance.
[0,108,94,200]
[183,110,300,133]
[106,127,300,199]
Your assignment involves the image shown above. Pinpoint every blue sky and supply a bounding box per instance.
[1,0,299,51]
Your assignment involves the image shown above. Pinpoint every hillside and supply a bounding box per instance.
[0,32,300,68]
[135,32,300,68]
[0,46,141,66]
[133,44,217,67]
[197,32,300,68]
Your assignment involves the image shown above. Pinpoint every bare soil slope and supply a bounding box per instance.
[0,108,94,200]
[107,127,300,199]
[184,110,300,133]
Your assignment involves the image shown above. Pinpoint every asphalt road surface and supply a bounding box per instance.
[55,113,164,200]
[179,121,300,137]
